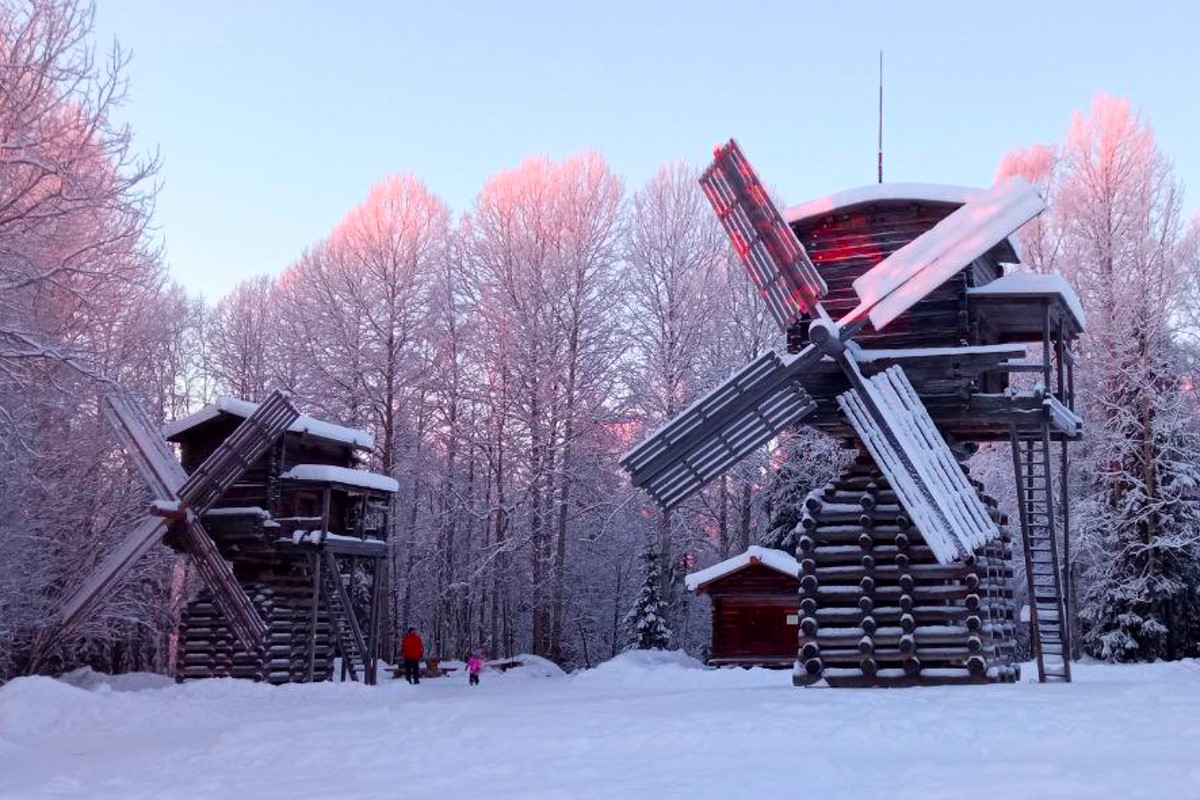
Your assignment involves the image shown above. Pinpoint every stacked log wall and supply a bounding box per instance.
[176,568,337,685]
[794,455,1019,688]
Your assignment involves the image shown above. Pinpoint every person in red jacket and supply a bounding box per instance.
[401,627,423,685]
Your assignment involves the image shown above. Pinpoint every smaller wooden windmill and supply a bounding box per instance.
[56,390,299,650]
[622,140,1084,686]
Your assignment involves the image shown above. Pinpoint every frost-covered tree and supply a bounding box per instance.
[0,0,184,680]
[207,276,275,401]
[624,548,672,650]
[623,162,725,599]
[1077,353,1200,660]
[1000,95,1200,662]
[760,430,849,553]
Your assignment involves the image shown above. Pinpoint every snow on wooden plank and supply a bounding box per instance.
[851,343,1028,363]
[837,366,998,564]
[162,396,374,450]
[851,176,1045,331]
[202,506,271,518]
[285,530,388,552]
[1045,395,1083,437]
[281,464,399,493]
[685,546,800,591]
[966,271,1087,331]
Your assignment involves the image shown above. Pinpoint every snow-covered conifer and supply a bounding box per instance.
[624,548,673,650]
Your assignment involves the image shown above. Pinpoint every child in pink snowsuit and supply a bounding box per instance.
[467,654,483,686]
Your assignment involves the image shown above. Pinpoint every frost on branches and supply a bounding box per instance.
[1076,349,1200,661]
[1001,95,1200,662]
[760,430,849,553]
[625,548,673,650]
[0,0,176,680]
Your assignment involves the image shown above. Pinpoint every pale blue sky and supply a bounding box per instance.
[94,0,1200,300]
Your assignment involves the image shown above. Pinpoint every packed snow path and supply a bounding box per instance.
[2,653,1199,799]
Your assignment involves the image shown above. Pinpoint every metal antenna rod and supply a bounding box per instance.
[877,50,884,184]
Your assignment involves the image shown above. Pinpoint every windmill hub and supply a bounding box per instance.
[807,318,843,356]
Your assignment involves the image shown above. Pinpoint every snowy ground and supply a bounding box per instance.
[2,653,1199,800]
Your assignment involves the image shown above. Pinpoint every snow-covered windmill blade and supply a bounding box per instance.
[700,139,829,332]
[621,346,821,510]
[834,353,997,564]
[58,390,299,649]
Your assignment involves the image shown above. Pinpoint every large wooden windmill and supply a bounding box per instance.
[621,141,1084,686]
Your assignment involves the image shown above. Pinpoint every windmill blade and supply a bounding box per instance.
[59,515,170,637]
[104,390,189,499]
[621,346,820,510]
[177,519,268,648]
[848,176,1045,331]
[177,390,299,514]
[700,139,827,332]
[836,362,997,564]
[59,390,298,647]
[57,393,187,640]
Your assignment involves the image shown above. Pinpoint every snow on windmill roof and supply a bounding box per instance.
[782,183,984,226]
[783,182,1030,268]
[685,546,800,591]
[162,396,374,450]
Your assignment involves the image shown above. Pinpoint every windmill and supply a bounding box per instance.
[53,389,299,652]
[621,140,1082,685]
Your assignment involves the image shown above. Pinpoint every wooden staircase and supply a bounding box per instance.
[1011,428,1071,683]
[319,551,369,683]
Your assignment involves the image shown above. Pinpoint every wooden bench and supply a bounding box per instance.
[389,658,458,679]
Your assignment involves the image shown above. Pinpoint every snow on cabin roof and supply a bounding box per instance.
[685,546,800,591]
[782,183,983,226]
[162,396,374,450]
[281,464,398,493]
[966,272,1087,331]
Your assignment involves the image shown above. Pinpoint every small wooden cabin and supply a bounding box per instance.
[686,546,800,668]
[162,397,396,684]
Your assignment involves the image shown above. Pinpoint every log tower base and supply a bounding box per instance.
[794,455,1020,688]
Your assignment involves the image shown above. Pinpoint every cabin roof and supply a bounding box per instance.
[968,271,1087,334]
[685,546,800,591]
[281,463,398,494]
[163,396,374,450]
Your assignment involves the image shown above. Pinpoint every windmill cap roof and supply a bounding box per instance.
[782,183,985,226]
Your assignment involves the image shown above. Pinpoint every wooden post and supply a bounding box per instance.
[319,486,332,536]
[307,550,321,683]
[366,556,383,685]
[1041,301,1052,394]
